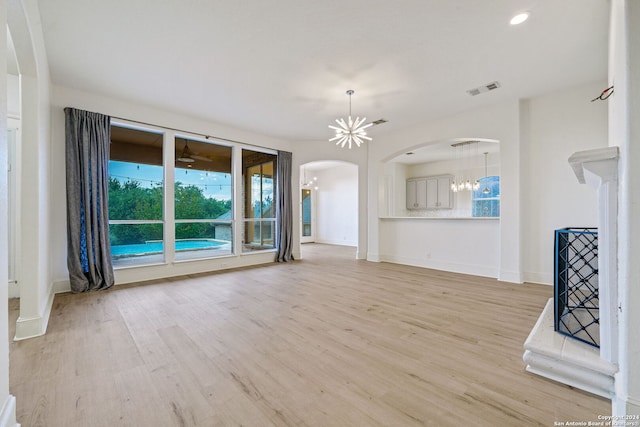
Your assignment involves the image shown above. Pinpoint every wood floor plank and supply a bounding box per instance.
[9,244,610,426]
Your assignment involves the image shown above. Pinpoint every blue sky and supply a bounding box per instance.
[109,161,232,200]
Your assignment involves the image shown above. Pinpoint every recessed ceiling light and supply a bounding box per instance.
[510,12,529,25]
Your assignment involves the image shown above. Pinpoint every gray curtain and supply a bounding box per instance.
[65,107,115,292]
[275,150,294,262]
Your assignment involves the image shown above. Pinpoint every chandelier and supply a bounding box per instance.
[482,152,491,194]
[329,90,372,149]
[301,166,318,190]
[451,141,480,193]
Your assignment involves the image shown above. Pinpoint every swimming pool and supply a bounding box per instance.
[111,239,225,257]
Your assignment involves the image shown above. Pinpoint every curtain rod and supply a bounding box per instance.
[109,115,279,152]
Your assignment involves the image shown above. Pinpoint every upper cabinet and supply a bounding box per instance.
[406,178,428,209]
[407,175,452,210]
[428,175,452,209]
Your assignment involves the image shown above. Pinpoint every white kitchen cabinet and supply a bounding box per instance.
[406,178,428,209]
[407,175,452,210]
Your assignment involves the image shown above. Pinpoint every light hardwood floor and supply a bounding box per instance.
[9,244,610,426]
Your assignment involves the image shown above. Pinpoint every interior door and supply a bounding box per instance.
[301,188,314,243]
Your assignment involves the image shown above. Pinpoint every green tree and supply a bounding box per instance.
[109,177,231,244]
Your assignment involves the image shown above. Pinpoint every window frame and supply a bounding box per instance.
[471,175,500,218]
[241,149,277,253]
[108,123,166,267]
[108,120,281,269]
[173,135,234,261]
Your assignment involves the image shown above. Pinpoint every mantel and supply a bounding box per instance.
[568,146,620,185]
[524,145,621,398]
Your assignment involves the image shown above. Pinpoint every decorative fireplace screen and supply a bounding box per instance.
[554,228,599,348]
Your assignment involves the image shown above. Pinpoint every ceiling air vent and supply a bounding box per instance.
[467,81,501,96]
[372,118,388,125]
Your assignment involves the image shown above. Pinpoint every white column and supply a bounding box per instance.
[609,0,640,416]
[568,147,619,364]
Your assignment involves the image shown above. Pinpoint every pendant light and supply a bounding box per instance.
[329,90,373,149]
[482,152,491,194]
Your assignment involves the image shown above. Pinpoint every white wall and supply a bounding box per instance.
[368,100,520,281]
[315,164,358,246]
[6,74,18,118]
[521,82,608,284]
[369,81,607,283]
[50,84,294,290]
[1,2,20,424]
[380,218,500,278]
[294,141,368,259]
[609,0,640,416]
[9,0,54,343]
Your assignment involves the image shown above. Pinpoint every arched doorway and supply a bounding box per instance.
[299,160,358,255]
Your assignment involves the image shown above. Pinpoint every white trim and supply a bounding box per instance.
[367,252,381,262]
[52,279,71,294]
[498,269,524,284]
[0,395,19,427]
[315,238,358,247]
[14,288,54,341]
[380,253,498,279]
[523,271,552,286]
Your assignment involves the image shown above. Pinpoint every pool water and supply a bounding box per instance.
[111,239,224,257]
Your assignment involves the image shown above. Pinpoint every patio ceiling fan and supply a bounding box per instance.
[177,140,212,163]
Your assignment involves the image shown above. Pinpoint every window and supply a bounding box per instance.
[302,189,312,237]
[242,149,277,252]
[174,137,233,260]
[109,126,164,267]
[472,175,500,217]
[108,123,282,268]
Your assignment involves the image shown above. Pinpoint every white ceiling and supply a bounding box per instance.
[391,139,501,165]
[35,0,609,143]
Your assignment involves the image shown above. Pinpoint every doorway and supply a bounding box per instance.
[301,188,315,243]
[299,161,358,251]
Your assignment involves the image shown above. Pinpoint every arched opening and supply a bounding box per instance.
[299,160,359,258]
[8,0,53,340]
[381,138,500,218]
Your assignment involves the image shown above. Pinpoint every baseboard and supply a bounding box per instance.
[14,288,54,341]
[523,271,552,285]
[52,279,71,294]
[367,252,381,262]
[0,394,19,427]
[380,254,498,279]
[315,239,358,247]
[498,269,524,284]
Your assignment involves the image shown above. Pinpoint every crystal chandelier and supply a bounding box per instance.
[329,90,373,149]
[451,141,481,193]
